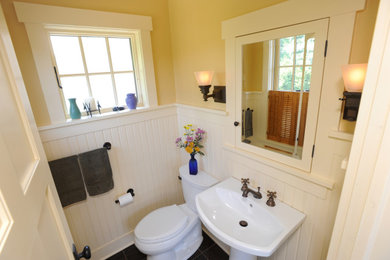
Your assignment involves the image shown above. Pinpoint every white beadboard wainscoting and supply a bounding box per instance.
[177,104,351,260]
[39,105,183,260]
[39,104,352,260]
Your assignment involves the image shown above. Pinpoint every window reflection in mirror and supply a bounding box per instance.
[241,33,316,159]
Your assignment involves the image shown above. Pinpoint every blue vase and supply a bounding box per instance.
[189,153,198,175]
[126,93,138,110]
[68,98,81,119]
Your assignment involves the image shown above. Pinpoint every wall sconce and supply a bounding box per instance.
[340,63,367,121]
[194,71,226,103]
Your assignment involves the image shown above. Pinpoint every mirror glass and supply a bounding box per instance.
[241,33,315,159]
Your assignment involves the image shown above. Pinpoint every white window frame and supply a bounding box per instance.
[14,2,158,124]
[234,19,328,172]
[48,29,144,116]
[273,34,315,92]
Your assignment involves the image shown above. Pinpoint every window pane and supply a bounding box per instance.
[294,66,303,91]
[295,35,305,65]
[303,66,312,91]
[306,38,315,65]
[81,37,110,73]
[109,38,134,71]
[278,67,293,91]
[60,76,89,112]
[50,36,84,75]
[279,37,294,66]
[89,75,116,108]
[114,73,137,105]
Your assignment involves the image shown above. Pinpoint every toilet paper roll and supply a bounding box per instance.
[117,193,133,207]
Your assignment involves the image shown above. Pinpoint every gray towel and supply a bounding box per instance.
[245,109,253,138]
[78,148,114,196]
[242,110,245,136]
[49,155,86,207]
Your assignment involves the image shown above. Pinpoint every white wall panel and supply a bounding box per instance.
[39,104,350,259]
[40,106,182,259]
[177,104,349,260]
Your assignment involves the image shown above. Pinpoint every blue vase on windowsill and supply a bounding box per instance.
[68,98,81,119]
[126,93,137,110]
[189,153,198,175]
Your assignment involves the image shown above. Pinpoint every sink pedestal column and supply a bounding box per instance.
[230,248,257,260]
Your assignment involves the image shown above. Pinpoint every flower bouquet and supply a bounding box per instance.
[176,124,206,174]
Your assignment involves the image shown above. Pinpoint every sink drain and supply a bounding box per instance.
[239,220,248,227]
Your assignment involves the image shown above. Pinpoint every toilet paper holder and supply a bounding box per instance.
[115,189,135,204]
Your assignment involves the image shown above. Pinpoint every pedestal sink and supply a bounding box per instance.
[195,177,305,260]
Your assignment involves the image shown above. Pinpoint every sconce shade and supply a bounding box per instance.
[194,71,214,86]
[341,63,367,92]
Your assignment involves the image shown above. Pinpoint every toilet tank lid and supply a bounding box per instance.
[179,165,219,189]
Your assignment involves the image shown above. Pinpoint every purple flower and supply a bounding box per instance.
[175,137,182,143]
[195,128,205,135]
[186,136,194,142]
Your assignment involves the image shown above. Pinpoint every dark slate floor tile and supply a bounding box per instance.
[106,250,125,260]
[189,252,208,260]
[106,231,229,260]
[123,245,146,260]
[199,232,215,252]
[202,244,229,260]
[188,249,203,260]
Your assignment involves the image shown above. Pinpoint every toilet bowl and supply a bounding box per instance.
[134,165,218,260]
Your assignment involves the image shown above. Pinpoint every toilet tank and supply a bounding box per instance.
[179,165,219,213]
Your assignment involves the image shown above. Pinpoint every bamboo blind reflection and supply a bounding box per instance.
[267,91,308,146]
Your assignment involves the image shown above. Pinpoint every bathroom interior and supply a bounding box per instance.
[0,0,387,259]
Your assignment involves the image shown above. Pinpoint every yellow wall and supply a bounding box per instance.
[242,42,264,92]
[1,0,175,126]
[339,0,379,133]
[169,0,378,114]
[168,0,285,110]
[1,0,379,126]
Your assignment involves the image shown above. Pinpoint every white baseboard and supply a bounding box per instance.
[92,231,134,260]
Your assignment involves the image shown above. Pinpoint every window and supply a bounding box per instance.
[49,33,142,116]
[274,34,315,92]
[266,34,315,150]
[15,2,157,124]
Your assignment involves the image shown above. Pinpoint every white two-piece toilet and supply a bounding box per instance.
[134,165,218,260]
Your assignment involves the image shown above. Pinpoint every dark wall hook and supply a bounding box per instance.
[103,142,111,150]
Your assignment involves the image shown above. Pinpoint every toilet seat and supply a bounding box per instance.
[135,205,189,244]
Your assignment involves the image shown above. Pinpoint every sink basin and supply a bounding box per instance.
[195,177,305,259]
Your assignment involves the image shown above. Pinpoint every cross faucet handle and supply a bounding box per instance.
[267,191,277,198]
[241,178,249,191]
[266,191,277,207]
[241,178,250,185]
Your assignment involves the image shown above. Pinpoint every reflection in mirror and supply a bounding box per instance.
[241,33,315,159]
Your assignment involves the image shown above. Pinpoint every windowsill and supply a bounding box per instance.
[223,143,334,191]
[38,105,172,131]
[328,129,354,142]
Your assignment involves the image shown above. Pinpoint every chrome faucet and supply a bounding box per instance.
[241,178,262,199]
